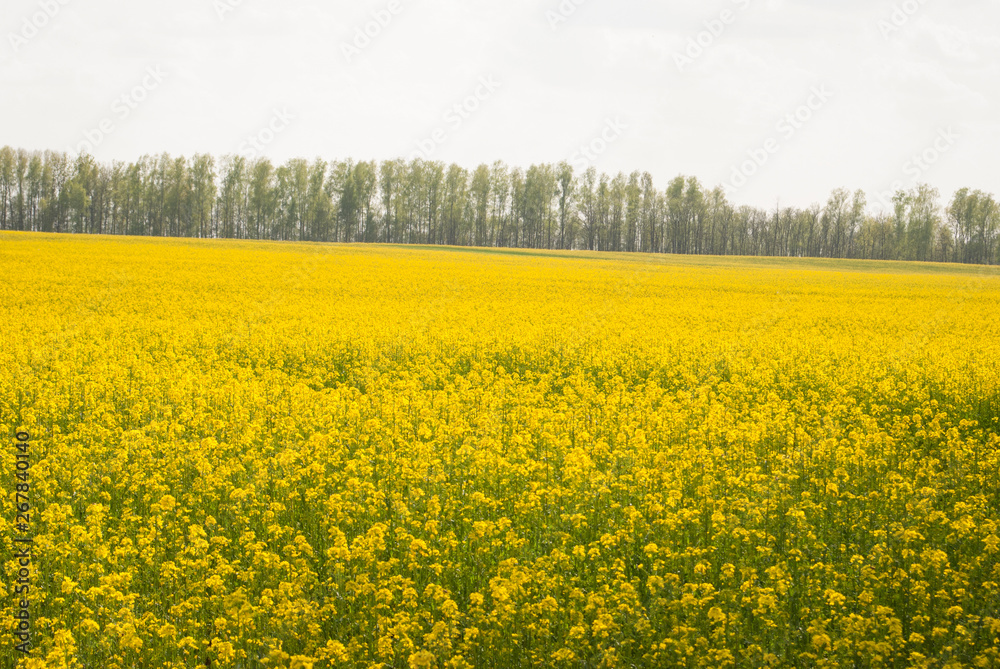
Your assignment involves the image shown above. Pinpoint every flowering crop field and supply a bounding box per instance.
[2,232,1000,669]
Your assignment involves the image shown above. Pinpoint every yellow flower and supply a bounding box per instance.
[158,494,177,512]
[552,648,576,662]
[216,641,236,663]
[408,650,436,669]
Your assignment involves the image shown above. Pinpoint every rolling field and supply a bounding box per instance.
[2,232,1000,668]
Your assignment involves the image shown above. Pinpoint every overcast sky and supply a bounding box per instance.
[2,0,997,211]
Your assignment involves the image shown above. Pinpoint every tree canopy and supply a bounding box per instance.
[1,146,997,265]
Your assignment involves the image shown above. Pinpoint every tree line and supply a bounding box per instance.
[1,146,997,265]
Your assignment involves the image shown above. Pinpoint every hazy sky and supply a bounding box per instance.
[2,0,997,211]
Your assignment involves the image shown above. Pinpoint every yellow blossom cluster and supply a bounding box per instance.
[1,233,999,668]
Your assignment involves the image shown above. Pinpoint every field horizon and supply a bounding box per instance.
[6,230,1000,277]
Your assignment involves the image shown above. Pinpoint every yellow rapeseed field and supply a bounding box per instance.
[2,232,1000,669]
